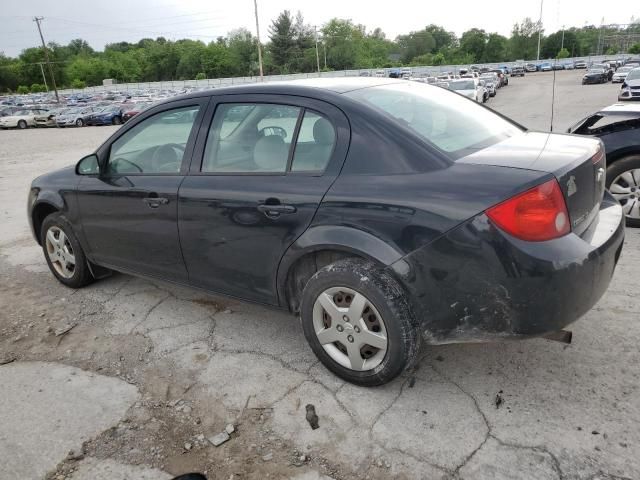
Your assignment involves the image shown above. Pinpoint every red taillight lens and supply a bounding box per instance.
[486,179,570,242]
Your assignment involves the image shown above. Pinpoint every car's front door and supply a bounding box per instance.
[77,99,207,281]
[178,94,350,304]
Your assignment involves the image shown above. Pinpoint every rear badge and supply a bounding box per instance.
[567,176,577,196]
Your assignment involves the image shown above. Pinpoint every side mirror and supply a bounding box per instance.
[76,154,100,175]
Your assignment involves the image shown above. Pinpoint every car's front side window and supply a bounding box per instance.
[107,105,200,175]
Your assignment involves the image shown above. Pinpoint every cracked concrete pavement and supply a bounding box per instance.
[1,71,639,479]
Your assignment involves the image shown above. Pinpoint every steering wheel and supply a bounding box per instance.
[110,158,143,174]
[150,143,186,171]
[258,126,287,139]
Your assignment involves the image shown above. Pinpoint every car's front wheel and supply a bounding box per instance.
[300,258,421,386]
[76,118,84,127]
[112,116,122,125]
[607,155,640,228]
[41,212,93,288]
[18,120,27,129]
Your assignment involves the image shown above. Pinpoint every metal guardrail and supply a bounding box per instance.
[52,54,623,95]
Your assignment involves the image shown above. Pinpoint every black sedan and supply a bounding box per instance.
[569,103,640,227]
[582,68,608,84]
[28,79,624,386]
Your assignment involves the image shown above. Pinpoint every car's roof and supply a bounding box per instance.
[172,77,406,101]
[600,103,640,114]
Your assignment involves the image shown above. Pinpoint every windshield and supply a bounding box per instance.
[627,69,640,81]
[449,80,475,90]
[345,82,522,158]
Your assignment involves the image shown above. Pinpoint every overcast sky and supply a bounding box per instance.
[0,0,637,57]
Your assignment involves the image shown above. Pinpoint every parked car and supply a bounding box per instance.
[479,74,497,97]
[511,65,525,77]
[0,106,23,117]
[85,105,125,126]
[448,78,485,102]
[122,102,153,122]
[35,107,69,127]
[552,62,565,70]
[56,107,99,127]
[562,62,575,70]
[592,63,614,81]
[524,63,537,72]
[491,69,509,86]
[26,78,625,386]
[618,68,640,101]
[539,62,553,72]
[574,60,588,69]
[582,67,608,85]
[613,66,636,84]
[0,108,48,129]
[374,70,385,78]
[568,103,640,226]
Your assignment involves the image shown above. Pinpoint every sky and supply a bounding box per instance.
[0,0,637,57]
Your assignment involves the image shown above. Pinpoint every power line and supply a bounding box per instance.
[33,17,59,103]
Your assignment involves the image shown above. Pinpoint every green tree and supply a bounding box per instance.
[71,79,86,89]
[460,28,488,62]
[30,83,45,92]
[268,10,296,72]
[396,29,436,63]
[227,28,258,76]
[630,43,640,54]
[483,33,508,62]
[17,85,29,94]
[195,72,206,80]
[557,48,570,59]
[510,18,542,59]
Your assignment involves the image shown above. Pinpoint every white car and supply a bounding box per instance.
[612,66,634,83]
[448,78,486,102]
[0,108,48,129]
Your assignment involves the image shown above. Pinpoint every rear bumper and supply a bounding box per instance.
[391,192,625,344]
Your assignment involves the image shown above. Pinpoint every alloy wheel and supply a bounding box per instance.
[610,169,640,219]
[312,286,388,371]
[45,226,76,278]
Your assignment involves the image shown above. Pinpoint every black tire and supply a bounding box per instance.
[18,120,27,129]
[300,258,421,386]
[112,116,122,125]
[76,118,84,127]
[606,155,640,228]
[40,212,94,288]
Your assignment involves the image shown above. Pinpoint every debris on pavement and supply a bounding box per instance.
[225,423,235,434]
[306,404,319,430]
[55,323,77,337]
[408,376,416,388]
[208,431,230,447]
[0,353,16,365]
[262,452,274,462]
[495,390,504,409]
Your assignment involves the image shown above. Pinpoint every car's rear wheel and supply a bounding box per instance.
[607,155,640,228]
[41,212,93,288]
[112,116,122,125]
[300,258,421,386]
[18,120,27,129]
[76,118,84,127]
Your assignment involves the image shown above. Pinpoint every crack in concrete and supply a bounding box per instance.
[126,294,171,335]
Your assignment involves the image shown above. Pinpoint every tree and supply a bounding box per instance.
[71,79,86,89]
[195,72,206,80]
[483,33,508,62]
[510,18,542,60]
[396,29,436,63]
[17,85,29,94]
[557,48,570,59]
[460,28,488,62]
[227,29,258,76]
[268,10,296,72]
[630,43,640,54]
[30,83,45,92]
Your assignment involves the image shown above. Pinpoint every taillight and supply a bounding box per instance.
[486,179,570,242]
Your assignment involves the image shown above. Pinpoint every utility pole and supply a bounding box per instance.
[38,63,49,92]
[561,26,565,51]
[323,43,327,69]
[252,0,264,81]
[536,0,544,60]
[33,16,59,102]
[314,26,321,74]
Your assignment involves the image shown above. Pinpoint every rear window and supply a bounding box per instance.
[345,82,522,159]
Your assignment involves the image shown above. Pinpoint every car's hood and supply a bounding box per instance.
[32,165,78,187]
[624,78,640,86]
[584,71,604,76]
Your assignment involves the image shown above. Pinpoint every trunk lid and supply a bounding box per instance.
[457,131,606,235]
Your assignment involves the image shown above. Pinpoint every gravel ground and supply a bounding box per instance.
[1,70,639,480]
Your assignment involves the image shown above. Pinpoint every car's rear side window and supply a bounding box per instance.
[345,82,522,160]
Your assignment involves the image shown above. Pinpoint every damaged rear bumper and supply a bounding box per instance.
[391,191,625,344]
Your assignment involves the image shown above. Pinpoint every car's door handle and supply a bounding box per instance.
[257,203,297,217]
[142,197,169,208]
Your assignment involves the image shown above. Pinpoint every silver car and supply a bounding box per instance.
[56,107,98,127]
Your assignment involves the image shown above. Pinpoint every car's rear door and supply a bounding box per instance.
[178,94,350,305]
[77,98,208,281]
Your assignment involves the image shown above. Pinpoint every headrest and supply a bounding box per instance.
[313,117,335,145]
[253,135,288,171]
